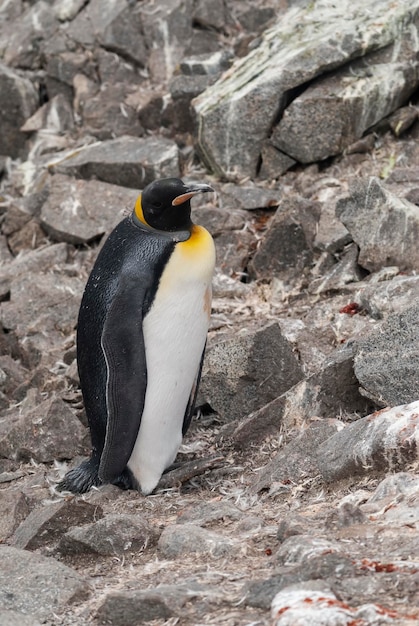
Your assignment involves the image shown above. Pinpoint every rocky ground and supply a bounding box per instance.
[1,1,419,625]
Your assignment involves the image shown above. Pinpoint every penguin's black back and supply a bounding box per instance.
[77,216,176,463]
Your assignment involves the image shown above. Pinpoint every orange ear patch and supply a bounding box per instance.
[172,192,196,206]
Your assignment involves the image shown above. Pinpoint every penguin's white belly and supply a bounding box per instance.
[127,227,215,494]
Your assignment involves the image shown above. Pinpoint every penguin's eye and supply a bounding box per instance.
[152,201,163,209]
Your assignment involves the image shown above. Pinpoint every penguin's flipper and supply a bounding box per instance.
[99,273,148,484]
[182,346,206,436]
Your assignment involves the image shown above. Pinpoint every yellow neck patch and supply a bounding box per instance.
[134,194,148,226]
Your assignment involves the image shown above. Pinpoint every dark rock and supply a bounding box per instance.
[389,105,418,136]
[170,74,213,133]
[0,392,87,463]
[0,546,89,619]
[250,196,320,281]
[336,177,419,272]
[233,344,371,452]
[0,63,38,158]
[314,201,352,253]
[317,401,419,482]
[94,589,175,625]
[52,136,180,189]
[354,303,419,405]
[158,524,236,558]
[0,490,30,543]
[58,513,153,556]
[243,568,306,610]
[252,420,341,493]
[80,83,144,140]
[176,500,242,526]
[200,323,304,422]
[309,243,364,294]
[40,174,138,244]
[259,142,297,179]
[11,500,103,550]
[94,49,142,85]
[3,2,59,69]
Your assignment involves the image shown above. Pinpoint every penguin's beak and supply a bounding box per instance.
[172,183,214,206]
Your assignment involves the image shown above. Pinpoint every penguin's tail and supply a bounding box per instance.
[56,457,100,494]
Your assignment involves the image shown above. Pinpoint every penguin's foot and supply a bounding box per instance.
[157,455,225,491]
[57,458,100,494]
[111,467,135,491]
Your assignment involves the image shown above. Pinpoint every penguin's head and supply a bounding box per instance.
[135,178,214,232]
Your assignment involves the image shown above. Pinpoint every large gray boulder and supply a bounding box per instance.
[194,0,419,178]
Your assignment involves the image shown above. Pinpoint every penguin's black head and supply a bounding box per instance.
[136,178,214,232]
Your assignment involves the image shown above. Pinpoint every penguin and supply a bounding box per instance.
[58,177,215,495]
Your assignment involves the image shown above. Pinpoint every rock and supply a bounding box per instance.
[213,229,255,276]
[11,500,103,550]
[53,0,87,22]
[3,2,59,69]
[194,0,419,177]
[200,323,304,421]
[0,355,28,396]
[0,490,30,543]
[94,583,211,626]
[233,344,372,451]
[1,272,84,362]
[40,174,138,244]
[250,196,320,281]
[366,472,419,505]
[317,400,419,482]
[271,42,419,163]
[94,589,175,625]
[271,586,393,626]
[139,0,194,82]
[158,524,236,558]
[252,420,341,493]
[0,63,38,158]
[220,183,280,211]
[0,242,69,296]
[192,0,230,32]
[308,243,364,294]
[0,610,41,626]
[336,177,419,272]
[180,51,232,76]
[67,0,147,66]
[80,83,144,140]
[58,513,153,556]
[356,274,419,319]
[193,205,248,237]
[52,137,180,189]
[354,303,419,405]
[176,500,243,526]
[169,74,214,133]
[389,105,418,136]
[0,546,89,620]
[0,393,87,463]
[21,94,74,133]
[259,143,297,179]
[274,535,345,566]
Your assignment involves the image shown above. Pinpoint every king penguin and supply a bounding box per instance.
[58,177,215,495]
